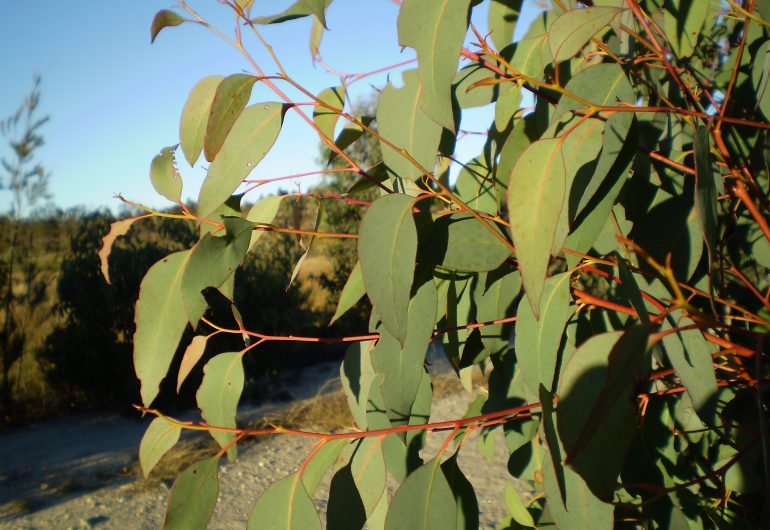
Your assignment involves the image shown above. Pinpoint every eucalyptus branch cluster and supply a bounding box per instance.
[102,1,770,528]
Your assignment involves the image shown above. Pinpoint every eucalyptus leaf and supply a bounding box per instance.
[164,456,220,530]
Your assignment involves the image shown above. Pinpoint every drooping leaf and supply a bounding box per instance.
[99,217,141,284]
[302,439,348,496]
[248,473,322,530]
[340,340,377,430]
[474,268,521,355]
[347,162,388,194]
[309,15,324,58]
[251,0,332,24]
[181,218,253,325]
[203,74,257,163]
[693,125,720,273]
[488,0,523,51]
[246,195,284,250]
[164,456,220,530]
[663,0,708,59]
[330,261,365,325]
[179,76,224,167]
[139,417,182,479]
[197,352,244,460]
[397,0,473,130]
[328,116,374,165]
[507,138,565,317]
[151,9,186,43]
[616,254,650,324]
[508,12,551,79]
[358,194,417,343]
[326,461,367,530]
[454,156,496,215]
[150,145,183,203]
[385,457,458,530]
[453,65,499,109]
[548,7,622,62]
[177,335,208,392]
[515,272,572,393]
[351,438,387,518]
[441,454,480,530]
[134,250,191,407]
[421,213,511,272]
[504,482,534,527]
[542,453,612,530]
[377,70,442,181]
[313,86,346,142]
[198,102,284,218]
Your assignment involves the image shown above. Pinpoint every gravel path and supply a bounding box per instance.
[1,365,518,530]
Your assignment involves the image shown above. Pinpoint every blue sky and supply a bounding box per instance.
[0,1,539,213]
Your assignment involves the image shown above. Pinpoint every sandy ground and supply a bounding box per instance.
[0,363,518,530]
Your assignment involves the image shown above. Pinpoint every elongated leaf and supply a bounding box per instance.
[421,213,511,272]
[134,250,191,407]
[542,453,612,530]
[397,0,472,130]
[549,7,622,62]
[302,439,347,496]
[181,218,253,325]
[663,0,708,59]
[199,102,284,218]
[454,157,496,215]
[140,417,182,479]
[504,482,533,527]
[328,116,373,165]
[509,12,551,79]
[616,255,650,324]
[313,86,345,142]
[251,0,332,24]
[330,261,365,324]
[177,335,208,392]
[180,76,224,167]
[441,454,479,530]
[515,272,572,393]
[556,332,632,500]
[508,138,565,317]
[203,74,257,162]
[488,0,523,51]
[164,456,220,530]
[246,195,284,250]
[359,194,417,343]
[475,268,521,355]
[197,352,244,459]
[385,457,457,530]
[693,126,719,272]
[453,65,499,110]
[377,70,442,181]
[248,473,322,530]
[99,217,141,284]
[151,9,185,43]
[351,438,387,517]
[150,145,183,203]
[340,340,377,430]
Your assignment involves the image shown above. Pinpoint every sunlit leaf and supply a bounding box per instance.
[351,438,387,518]
[441,454,479,530]
[251,0,332,24]
[454,156,496,214]
[488,0,523,51]
[248,473,322,530]
[504,482,533,527]
[330,261,365,324]
[177,335,208,392]
[313,86,345,142]
[246,195,284,250]
[474,267,521,355]
[302,439,347,496]
[150,145,183,203]
[203,74,257,163]
[180,76,224,167]
[197,352,244,460]
[164,456,220,530]
[99,216,141,285]
[663,0,708,58]
[151,9,186,43]
[385,457,457,530]
[139,417,182,479]
[549,7,622,62]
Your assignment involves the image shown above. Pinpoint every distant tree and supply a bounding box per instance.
[0,75,51,421]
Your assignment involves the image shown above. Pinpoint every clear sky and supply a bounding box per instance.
[0,1,539,214]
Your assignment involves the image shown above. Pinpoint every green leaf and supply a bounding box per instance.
[441,454,479,530]
[203,74,257,163]
[453,65,499,109]
[313,86,345,142]
[488,0,523,51]
[693,125,719,272]
[616,255,650,324]
[508,138,565,317]
[397,0,473,131]
[150,145,183,203]
[549,7,622,62]
[663,0,708,59]
[351,438,387,517]
[99,217,141,285]
[509,12,551,79]
[164,456,220,530]
[385,457,458,530]
[515,272,572,393]
[309,15,324,58]
[246,195,284,251]
[302,439,347,496]
[181,218,252,325]
[139,417,182,479]
[179,76,224,167]
[542,453,612,530]
[474,268,521,355]
[661,311,718,422]
[556,332,636,502]
[197,352,244,460]
[328,116,373,165]
[199,102,284,219]
[421,213,510,272]
[340,340,377,430]
[455,157,496,215]
[151,9,186,43]
[134,250,191,407]
[177,335,208,392]
[359,194,417,343]
[302,0,332,28]
[330,261,365,324]
[251,0,332,24]
[377,70,443,181]
[248,473,322,530]
[504,482,534,527]
[347,162,388,194]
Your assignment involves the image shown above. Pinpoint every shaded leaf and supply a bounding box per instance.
[302,439,347,496]
[140,417,182,479]
[199,102,284,218]
[488,0,523,51]
[177,335,208,393]
[197,352,244,460]
[507,138,565,317]
[663,0,708,58]
[351,438,387,517]
[251,0,332,24]
[151,9,185,43]
[248,473,322,530]
[455,156,496,215]
[474,268,521,356]
[203,74,257,163]
[164,456,220,530]
[359,194,417,343]
[246,195,284,250]
[441,454,480,530]
[180,76,224,167]
[542,453,612,530]
[134,250,191,407]
[330,261,365,325]
[549,7,622,62]
[693,125,719,273]
[313,86,346,142]
[385,457,457,530]
[397,0,473,130]
[340,340,377,430]
[99,217,141,285]
[421,213,511,272]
